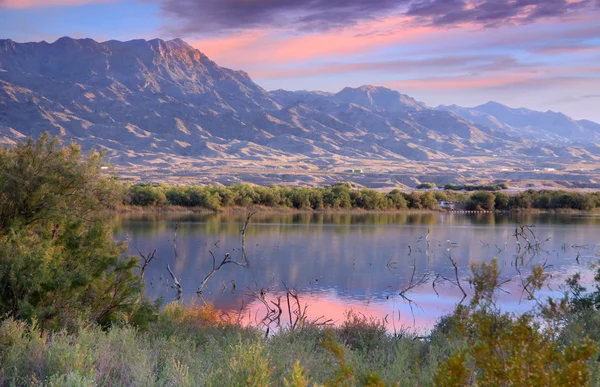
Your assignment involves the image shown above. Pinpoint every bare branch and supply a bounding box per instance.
[167,264,182,300]
[136,248,156,281]
[197,251,248,294]
[445,253,467,304]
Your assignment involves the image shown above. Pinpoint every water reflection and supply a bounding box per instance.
[114,212,600,330]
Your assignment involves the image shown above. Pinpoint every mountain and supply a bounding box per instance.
[1,37,599,187]
[437,101,600,141]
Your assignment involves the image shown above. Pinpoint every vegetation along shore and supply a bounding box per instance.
[123,180,600,213]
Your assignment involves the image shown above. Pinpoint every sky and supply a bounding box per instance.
[1,0,600,122]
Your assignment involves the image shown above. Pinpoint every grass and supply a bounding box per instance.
[1,302,599,386]
[0,305,459,387]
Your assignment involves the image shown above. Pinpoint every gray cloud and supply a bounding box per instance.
[407,0,595,27]
[160,0,407,34]
[158,0,599,34]
[252,53,535,79]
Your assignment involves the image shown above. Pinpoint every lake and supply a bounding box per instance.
[114,212,600,332]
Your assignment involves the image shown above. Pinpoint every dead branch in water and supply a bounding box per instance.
[167,264,182,300]
[514,224,551,267]
[398,259,430,325]
[197,251,248,294]
[242,281,333,335]
[442,253,467,304]
[136,248,156,281]
[173,222,180,259]
[241,211,257,265]
[398,259,430,303]
[241,211,257,247]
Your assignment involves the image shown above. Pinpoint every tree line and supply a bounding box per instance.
[466,190,600,211]
[124,183,600,212]
[124,183,452,211]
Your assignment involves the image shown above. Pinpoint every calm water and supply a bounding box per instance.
[114,212,600,331]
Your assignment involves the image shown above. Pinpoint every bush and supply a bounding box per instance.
[466,191,496,211]
[0,134,146,329]
[416,182,437,189]
[336,311,387,354]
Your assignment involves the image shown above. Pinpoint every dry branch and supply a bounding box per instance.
[442,253,467,304]
[136,248,156,281]
[197,251,248,294]
[167,264,182,300]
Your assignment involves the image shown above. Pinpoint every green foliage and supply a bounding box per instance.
[284,361,311,387]
[434,308,596,386]
[338,311,387,354]
[416,182,436,189]
[434,258,597,387]
[122,183,441,211]
[321,330,357,387]
[218,341,274,387]
[0,134,146,329]
[121,181,600,213]
[126,184,168,207]
[444,183,505,191]
[466,191,496,211]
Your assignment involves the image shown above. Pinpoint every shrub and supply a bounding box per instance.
[0,134,144,329]
[337,311,387,354]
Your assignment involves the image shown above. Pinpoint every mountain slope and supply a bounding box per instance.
[437,101,599,141]
[1,37,598,175]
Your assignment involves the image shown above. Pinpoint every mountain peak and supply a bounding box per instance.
[169,38,190,47]
[53,36,80,47]
[334,85,427,112]
[478,101,505,108]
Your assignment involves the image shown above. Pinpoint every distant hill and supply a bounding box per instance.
[1,37,599,179]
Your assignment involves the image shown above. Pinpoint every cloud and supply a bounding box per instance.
[550,93,600,103]
[384,71,600,92]
[249,54,538,80]
[191,15,436,65]
[158,0,599,35]
[529,43,600,55]
[160,0,408,35]
[406,0,596,27]
[0,0,115,7]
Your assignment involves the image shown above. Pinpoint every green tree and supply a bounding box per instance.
[494,192,510,210]
[0,135,145,330]
[467,191,496,211]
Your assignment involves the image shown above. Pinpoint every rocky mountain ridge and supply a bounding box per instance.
[1,37,599,186]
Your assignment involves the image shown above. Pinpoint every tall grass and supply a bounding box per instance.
[0,305,456,387]
[1,302,598,386]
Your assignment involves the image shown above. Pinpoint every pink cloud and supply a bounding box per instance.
[0,0,115,8]
[386,76,536,91]
[192,16,442,66]
[530,45,600,55]
[383,69,600,92]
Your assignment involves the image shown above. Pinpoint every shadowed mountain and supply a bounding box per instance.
[1,37,599,172]
[437,101,600,141]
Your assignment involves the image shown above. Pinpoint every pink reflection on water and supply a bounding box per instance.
[239,286,462,333]
[235,265,593,333]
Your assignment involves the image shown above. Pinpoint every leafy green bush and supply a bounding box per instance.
[0,134,147,329]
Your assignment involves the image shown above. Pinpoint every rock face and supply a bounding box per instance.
[1,37,599,167]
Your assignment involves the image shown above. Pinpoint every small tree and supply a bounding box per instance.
[0,134,145,330]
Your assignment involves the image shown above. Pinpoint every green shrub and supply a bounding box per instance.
[0,135,145,329]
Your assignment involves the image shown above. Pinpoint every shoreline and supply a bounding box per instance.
[110,205,600,216]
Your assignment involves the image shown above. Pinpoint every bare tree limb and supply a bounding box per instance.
[167,264,182,300]
[197,251,248,294]
[136,248,156,281]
